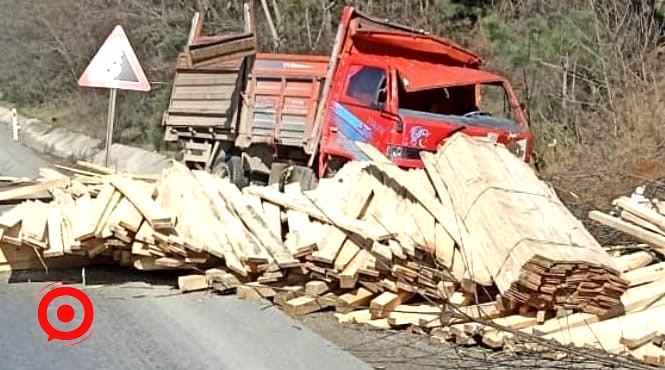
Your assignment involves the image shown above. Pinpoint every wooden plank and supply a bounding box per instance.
[72,192,94,241]
[545,303,665,353]
[245,185,394,242]
[75,160,116,175]
[0,204,24,228]
[44,207,65,258]
[94,190,121,238]
[117,199,143,233]
[178,275,209,293]
[174,168,260,270]
[590,211,665,253]
[336,287,374,314]
[531,288,665,337]
[312,186,373,264]
[402,135,622,314]
[52,190,81,253]
[283,293,336,316]
[262,201,282,241]
[621,211,665,236]
[207,174,297,268]
[624,261,665,287]
[305,280,330,296]
[109,176,172,229]
[334,309,372,324]
[284,183,311,233]
[334,239,360,271]
[21,201,48,242]
[243,194,265,218]
[75,185,114,240]
[359,145,492,285]
[621,277,665,313]
[339,247,369,289]
[613,251,654,273]
[615,197,665,232]
[0,179,68,202]
[131,241,152,257]
[387,304,441,327]
[369,291,414,319]
[206,268,242,293]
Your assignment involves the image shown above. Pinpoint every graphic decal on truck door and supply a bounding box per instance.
[409,126,431,147]
[332,102,372,141]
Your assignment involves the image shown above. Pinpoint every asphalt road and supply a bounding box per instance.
[0,125,47,178]
[0,125,370,370]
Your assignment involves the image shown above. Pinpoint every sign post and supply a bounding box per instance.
[105,89,118,167]
[77,25,150,167]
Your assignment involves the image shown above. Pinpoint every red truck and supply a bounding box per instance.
[162,5,532,188]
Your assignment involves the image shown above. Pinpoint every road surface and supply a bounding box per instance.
[0,125,370,370]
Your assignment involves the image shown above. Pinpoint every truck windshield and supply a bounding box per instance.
[397,81,523,132]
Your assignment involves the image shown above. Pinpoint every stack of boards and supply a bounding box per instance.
[2,133,651,363]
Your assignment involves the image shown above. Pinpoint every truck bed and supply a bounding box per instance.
[235,54,329,149]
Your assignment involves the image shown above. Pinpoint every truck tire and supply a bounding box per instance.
[281,165,318,191]
[214,155,250,188]
[227,156,250,188]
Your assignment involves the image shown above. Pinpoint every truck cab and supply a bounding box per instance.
[315,7,532,176]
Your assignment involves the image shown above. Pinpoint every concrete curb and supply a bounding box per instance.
[0,106,170,174]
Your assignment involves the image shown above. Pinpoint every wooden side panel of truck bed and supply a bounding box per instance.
[162,16,256,143]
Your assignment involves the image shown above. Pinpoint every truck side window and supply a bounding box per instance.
[344,66,386,109]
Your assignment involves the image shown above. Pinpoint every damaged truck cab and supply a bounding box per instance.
[316,7,532,175]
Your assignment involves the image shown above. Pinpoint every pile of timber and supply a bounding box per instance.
[1,133,650,364]
[590,189,665,256]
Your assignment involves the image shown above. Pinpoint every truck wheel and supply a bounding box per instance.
[285,166,318,191]
[227,156,250,188]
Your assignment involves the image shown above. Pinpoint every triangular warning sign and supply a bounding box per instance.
[78,25,150,92]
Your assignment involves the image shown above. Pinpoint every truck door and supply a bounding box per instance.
[332,65,392,152]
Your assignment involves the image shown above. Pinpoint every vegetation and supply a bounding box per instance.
[0,0,663,221]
